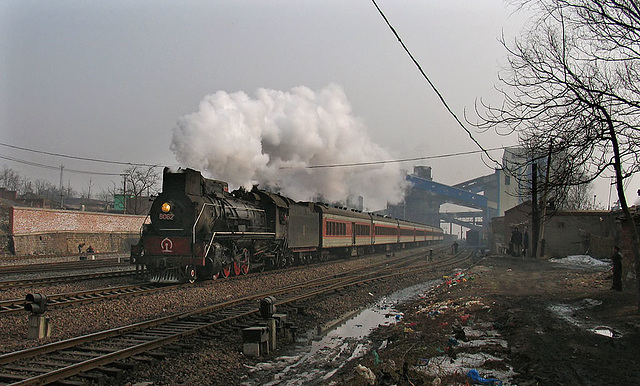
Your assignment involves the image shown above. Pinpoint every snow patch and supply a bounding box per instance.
[550,255,610,268]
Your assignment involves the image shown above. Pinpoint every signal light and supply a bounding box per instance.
[259,296,276,319]
[24,293,48,314]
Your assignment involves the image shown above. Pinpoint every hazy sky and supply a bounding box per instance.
[4,1,620,209]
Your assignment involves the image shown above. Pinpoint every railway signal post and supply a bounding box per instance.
[259,296,277,353]
[24,293,52,340]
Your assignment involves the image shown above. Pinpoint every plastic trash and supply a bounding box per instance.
[355,365,376,385]
[467,369,502,385]
[373,350,381,366]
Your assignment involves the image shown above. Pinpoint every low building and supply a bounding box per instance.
[8,206,148,256]
[492,201,615,259]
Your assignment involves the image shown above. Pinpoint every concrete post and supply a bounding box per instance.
[27,315,52,340]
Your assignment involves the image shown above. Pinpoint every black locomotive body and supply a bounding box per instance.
[131,167,444,283]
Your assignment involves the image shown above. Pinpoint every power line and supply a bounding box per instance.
[0,154,123,176]
[0,141,163,168]
[2,140,506,174]
[370,0,501,168]
[280,147,505,169]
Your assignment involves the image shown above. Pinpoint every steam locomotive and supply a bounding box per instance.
[131,167,444,283]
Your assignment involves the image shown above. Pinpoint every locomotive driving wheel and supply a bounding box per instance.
[220,263,232,278]
[240,248,250,275]
[185,265,197,283]
[233,248,250,275]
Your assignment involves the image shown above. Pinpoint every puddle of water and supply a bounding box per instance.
[548,300,623,338]
[548,298,602,326]
[241,279,440,385]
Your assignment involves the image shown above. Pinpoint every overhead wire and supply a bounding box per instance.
[0,154,123,176]
[3,139,507,175]
[280,146,505,169]
[0,141,162,168]
[370,0,501,169]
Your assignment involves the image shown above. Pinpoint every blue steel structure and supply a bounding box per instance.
[406,175,487,210]
[405,174,497,233]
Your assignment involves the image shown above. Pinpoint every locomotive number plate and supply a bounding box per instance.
[159,213,175,220]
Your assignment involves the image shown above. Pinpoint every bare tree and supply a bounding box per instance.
[80,178,95,200]
[0,166,23,193]
[123,166,160,214]
[477,0,640,308]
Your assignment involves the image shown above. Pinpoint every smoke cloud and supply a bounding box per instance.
[170,84,407,210]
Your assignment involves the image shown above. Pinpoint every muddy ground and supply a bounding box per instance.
[333,255,640,385]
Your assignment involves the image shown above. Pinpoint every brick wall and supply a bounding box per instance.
[9,207,148,255]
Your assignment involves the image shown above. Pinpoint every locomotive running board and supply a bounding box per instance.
[213,231,276,238]
[204,231,276,257]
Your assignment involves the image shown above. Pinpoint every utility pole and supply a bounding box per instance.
[59,165,64,209]
[121,174,127,214]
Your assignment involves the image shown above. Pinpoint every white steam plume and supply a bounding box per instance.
[170,84,407,210]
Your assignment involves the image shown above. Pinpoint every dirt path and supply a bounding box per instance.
[335,255,640,385]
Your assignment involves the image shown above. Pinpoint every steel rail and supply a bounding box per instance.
[0,283,179,316]
[0,258,130,275]
[0,270,139,291]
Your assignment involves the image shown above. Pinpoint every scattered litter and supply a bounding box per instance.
[415,352,515,381]
[354,364,376,385]
[467,369,503,385]
[593,326,621,338]
[373,350,381,365]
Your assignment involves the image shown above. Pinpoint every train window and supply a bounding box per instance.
[355,224,370,236]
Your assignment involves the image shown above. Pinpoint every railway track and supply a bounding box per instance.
[0,247,472,385]
[0,270,140,292]
[0,282,177,316]
[0,245,453,314]
[0,247,437,315]
[0,258,131,276]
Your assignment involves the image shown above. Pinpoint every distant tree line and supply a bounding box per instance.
[0,165,160,214]
[0,165,79,201]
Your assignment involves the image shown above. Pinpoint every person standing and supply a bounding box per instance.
[510,227,522,257]
[611,246,622,291]
[522,228,529,257]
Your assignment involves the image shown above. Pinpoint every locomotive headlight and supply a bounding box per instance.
[161,202,171,213]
